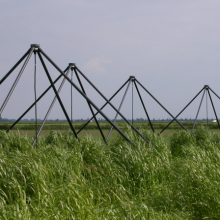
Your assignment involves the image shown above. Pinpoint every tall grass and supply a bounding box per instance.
[1,127,220,219]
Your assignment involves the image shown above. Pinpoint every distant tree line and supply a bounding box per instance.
[0,116,217,123]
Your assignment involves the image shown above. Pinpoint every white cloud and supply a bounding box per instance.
[83,56,112,76]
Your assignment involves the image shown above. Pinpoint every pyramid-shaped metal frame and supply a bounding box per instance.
[159,85,220,135]
[0,44,152,146]
[79,75,187,141]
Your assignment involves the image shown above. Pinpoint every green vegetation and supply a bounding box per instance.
[1,121,219,132]
[1,127,220,219]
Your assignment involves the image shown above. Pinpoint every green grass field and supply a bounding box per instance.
[1,126,220,219]
[1,121,219,137]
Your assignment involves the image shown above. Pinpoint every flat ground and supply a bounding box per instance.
[1,121,219,142]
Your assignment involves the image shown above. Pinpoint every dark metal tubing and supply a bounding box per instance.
[71,66,149,143]
[0,47,34,115]
[209,87,220,100]
[77,78,130,134]
[133,80,155,132]
[191,89,206,134]
[6,67,69,132]
[135,78,187,131]
[32,68,70,146]
[39,48,137,145]
[106,78,132,141]
[37,51,79,140]
[73,67,107,144]
[0,49,31,84]
[208,89,220,129]
[159,87,204,135]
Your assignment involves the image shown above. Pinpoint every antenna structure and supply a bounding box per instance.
[86,75,187,141]
[0,44,152,146]
[159,85,220,135]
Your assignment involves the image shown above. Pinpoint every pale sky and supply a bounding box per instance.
[1,0,220,121]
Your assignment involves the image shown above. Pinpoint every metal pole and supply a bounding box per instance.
[159,87,204,135]
[73,67,107,144]
[39,48,149,144]
[191,89,206,134]
[209,87,220,100]
[106,77,132,141]
[0,47,34,115]
[133,80,155,132]
[6,67,69,132]
[77,78,130,134]
[135,79,187,131]
[208,89,220,130]
[39,48,138,145]
[0,48,31,85]
[37,51,79,140]
[32,67,71,146]
[71,67,149,142]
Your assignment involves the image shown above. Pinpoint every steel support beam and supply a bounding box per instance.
[191,89,206,134]
[32,67,71,146]
[73,66,107,144]
[133,80,154,132]
[0,47,34,115]
[159,87,204,135]
[208,89,220,130]
[77,78,130,134]
[39,48,137,145]
[106,78,132,141]
[6,67,69,132]
[37,51,79,140]
[0,48,31,85]
[135,79,187,131]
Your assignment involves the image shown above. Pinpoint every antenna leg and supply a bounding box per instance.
[32,68,71,146]
[0,47,34,115]
[134,80,155,133]
[74,67,106,144]
[106,78,132,141]
[77,78,130,134]
[159,87,204,135]
[37,51,79,140]
[208,89,220,130]
[0,48,31,85]
[191,89,206,134]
